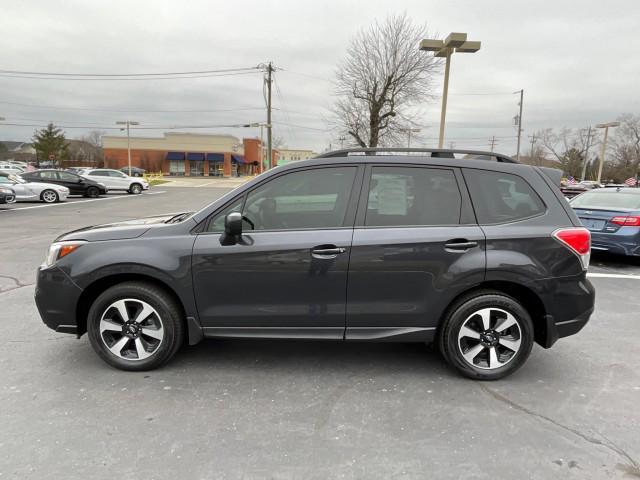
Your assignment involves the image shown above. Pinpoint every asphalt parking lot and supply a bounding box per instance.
[1,186,640,479]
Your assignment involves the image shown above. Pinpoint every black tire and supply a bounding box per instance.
[129,183,142,194]
[86,186,100,198]
[40,189,59,203]
[438,291,534,380]
[87,282,185,371]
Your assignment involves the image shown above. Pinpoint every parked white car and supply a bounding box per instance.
[81,169,149,194]
[0,174,69,203]
[0,163,25,174]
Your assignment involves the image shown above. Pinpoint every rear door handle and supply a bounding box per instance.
[311,245,347,258]
[444,239,479,251]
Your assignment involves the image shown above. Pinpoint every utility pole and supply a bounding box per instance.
[580,126,594,181]
[489,135,498,152]
[528,133,537,162]
[266,62,274,170]
[514,89,524,161]
[399,128,421,148]
[338,135,346,149]
[115,120,139,175]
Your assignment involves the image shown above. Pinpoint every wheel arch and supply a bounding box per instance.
[439,281,549,347]
[76,273,194,343]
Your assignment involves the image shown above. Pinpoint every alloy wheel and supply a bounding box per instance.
[99,298,164,361]
[457,307,522,370]
[131,184,142,194]
[42,190,58,203]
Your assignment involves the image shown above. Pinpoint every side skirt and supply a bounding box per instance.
[200,326,436,342]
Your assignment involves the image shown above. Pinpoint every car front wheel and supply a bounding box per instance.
[129,183,142,194]
[41,189,59,203]
[439,292,534,380]
[87,282,184,371]
[86,186,100,198]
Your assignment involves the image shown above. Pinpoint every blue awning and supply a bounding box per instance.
[206,153,224,163]
[231,154,246,164]
[187,152,205,161]
[167,151,185,161]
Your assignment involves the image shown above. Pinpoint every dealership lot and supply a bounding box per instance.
[1,186,639,479]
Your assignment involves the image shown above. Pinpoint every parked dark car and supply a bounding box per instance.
[20,169,108,197]
[35,148,595,380]
[0,184,16,204]
[561,181,600,198]
[119,166,146,177]
[571,187,640,256]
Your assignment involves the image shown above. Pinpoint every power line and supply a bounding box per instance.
[0,100,266,114]
[0,122,263,130]
[0,66,260,77]
[0,71,262,81]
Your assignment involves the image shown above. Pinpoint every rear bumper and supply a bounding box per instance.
[34,265,83,334]
[538,276,595,348]
[591,229,640,257]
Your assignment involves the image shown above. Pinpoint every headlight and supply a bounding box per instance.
[0,187,12,194]
[44,241,86,267]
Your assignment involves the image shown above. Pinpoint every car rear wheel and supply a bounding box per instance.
[41,189,59,203]
[86,186,99,198]
[87,282,184,371]
[129,183,142,194]
[439,292,534,380]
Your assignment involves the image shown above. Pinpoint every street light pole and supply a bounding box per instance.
[595,122,620,184]
[116,120,139,175]
[420,33,481,149]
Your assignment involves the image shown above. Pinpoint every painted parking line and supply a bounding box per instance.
[587,272,640,280]
[0,192,164,213]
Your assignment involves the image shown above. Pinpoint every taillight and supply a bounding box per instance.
[553,227,591,270]
[610,216,640,226]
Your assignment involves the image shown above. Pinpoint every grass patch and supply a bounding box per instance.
[148,179,169,186]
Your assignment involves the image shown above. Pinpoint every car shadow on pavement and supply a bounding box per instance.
[169,339,453,377]
[591,251,640,269]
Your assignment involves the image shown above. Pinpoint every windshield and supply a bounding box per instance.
[571,191,640,210]
[0,174,26,184]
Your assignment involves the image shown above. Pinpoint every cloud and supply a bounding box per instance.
[1,0,638,155]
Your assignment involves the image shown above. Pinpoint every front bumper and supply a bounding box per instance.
[35,265,83,334]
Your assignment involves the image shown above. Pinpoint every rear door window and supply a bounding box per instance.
[463,169,546,224]
[365,167,462,226]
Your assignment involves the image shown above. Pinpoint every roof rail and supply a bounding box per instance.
[315,147,518,163]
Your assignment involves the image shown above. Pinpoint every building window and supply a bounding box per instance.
[169,160,185,175]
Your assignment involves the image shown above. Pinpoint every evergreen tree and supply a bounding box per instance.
[32,123,69,166]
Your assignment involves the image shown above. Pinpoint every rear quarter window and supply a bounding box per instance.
[463,169,546,224]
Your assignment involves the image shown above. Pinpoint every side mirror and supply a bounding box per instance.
[220,212,243,245]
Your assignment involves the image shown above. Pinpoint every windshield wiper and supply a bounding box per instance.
[165,212,193,224]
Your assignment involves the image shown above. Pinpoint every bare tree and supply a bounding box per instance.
[332,13,441,148]
[539,127,597,177]
[610,113,640,181]
[80,130,106,148]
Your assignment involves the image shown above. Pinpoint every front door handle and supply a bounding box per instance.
[444,239,479,251]
[311,245,347,258]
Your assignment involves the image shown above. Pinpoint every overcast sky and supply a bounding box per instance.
[1,0,638,155]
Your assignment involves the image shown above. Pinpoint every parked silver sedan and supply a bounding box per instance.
[0,174,69,203]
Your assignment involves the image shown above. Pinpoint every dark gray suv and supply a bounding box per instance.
[35,149,595,380]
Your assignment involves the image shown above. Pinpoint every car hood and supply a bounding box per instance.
[55,213,182,242]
